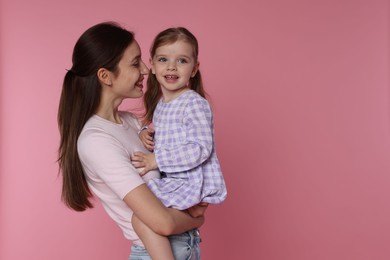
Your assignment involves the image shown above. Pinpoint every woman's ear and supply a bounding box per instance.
[191,61,200,78]
[149,58,156,75]
[97,68,112,86]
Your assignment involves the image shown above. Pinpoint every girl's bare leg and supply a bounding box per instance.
[132,214,174,260]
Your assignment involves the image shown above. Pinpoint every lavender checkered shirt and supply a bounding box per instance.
[147,90,227,210]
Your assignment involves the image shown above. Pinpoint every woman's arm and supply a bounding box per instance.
[125,184,204,259]
[155,98,214,173]
[124,183,204,236]
[79,128,203,233]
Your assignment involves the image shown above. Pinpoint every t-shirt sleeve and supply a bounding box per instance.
[78,129,144,199]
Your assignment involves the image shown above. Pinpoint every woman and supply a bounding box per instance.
[57,22,206,259]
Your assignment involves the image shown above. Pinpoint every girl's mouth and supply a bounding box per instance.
[165,75,179,79]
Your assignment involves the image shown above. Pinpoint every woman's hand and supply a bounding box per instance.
[131,152,158,176]
[186,202,209,218]
[139,127,155,151]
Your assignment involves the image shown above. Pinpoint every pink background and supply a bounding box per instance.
[1,0,389,259]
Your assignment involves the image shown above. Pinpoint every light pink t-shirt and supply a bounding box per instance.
[78,111,160,246]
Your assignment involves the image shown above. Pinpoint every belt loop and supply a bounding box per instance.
[188,229,194,246]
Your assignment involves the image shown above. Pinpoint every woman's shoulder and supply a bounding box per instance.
[80,112,138,138]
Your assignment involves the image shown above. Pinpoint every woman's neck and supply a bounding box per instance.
[96,94,123,124]
[95,108,122,124]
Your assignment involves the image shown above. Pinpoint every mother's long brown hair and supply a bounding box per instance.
[57,22,134,211]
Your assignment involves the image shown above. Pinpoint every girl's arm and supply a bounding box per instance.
[139,127,155,152]
[155,98,214,173]
[131,152,157,176]
[131,99,214,176]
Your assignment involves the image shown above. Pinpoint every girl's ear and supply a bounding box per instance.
[149,58,156,75]
[97,68,112,86]
[191,61,200,78]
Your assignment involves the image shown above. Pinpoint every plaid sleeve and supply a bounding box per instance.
[155,98,213,173]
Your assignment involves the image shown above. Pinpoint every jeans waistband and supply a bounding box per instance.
[168,229,201,243]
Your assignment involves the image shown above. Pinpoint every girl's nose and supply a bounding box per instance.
[167,61,177,71]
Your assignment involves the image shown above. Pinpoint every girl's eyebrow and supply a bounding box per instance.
[155,54,192,59]
[178,55,191,59]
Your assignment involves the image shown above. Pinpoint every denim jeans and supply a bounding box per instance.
[129,229,201,260]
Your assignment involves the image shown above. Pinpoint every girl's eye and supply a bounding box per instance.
[178,58,188,64]
[158,57,167,63]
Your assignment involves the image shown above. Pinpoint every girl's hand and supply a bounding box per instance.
[139,127,155,151]
[131,152,158,176]
[186,202,209,218]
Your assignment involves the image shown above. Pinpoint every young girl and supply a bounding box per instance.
[131,27,227,259]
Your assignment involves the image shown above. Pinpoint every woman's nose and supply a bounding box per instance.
[140,61,149,74]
